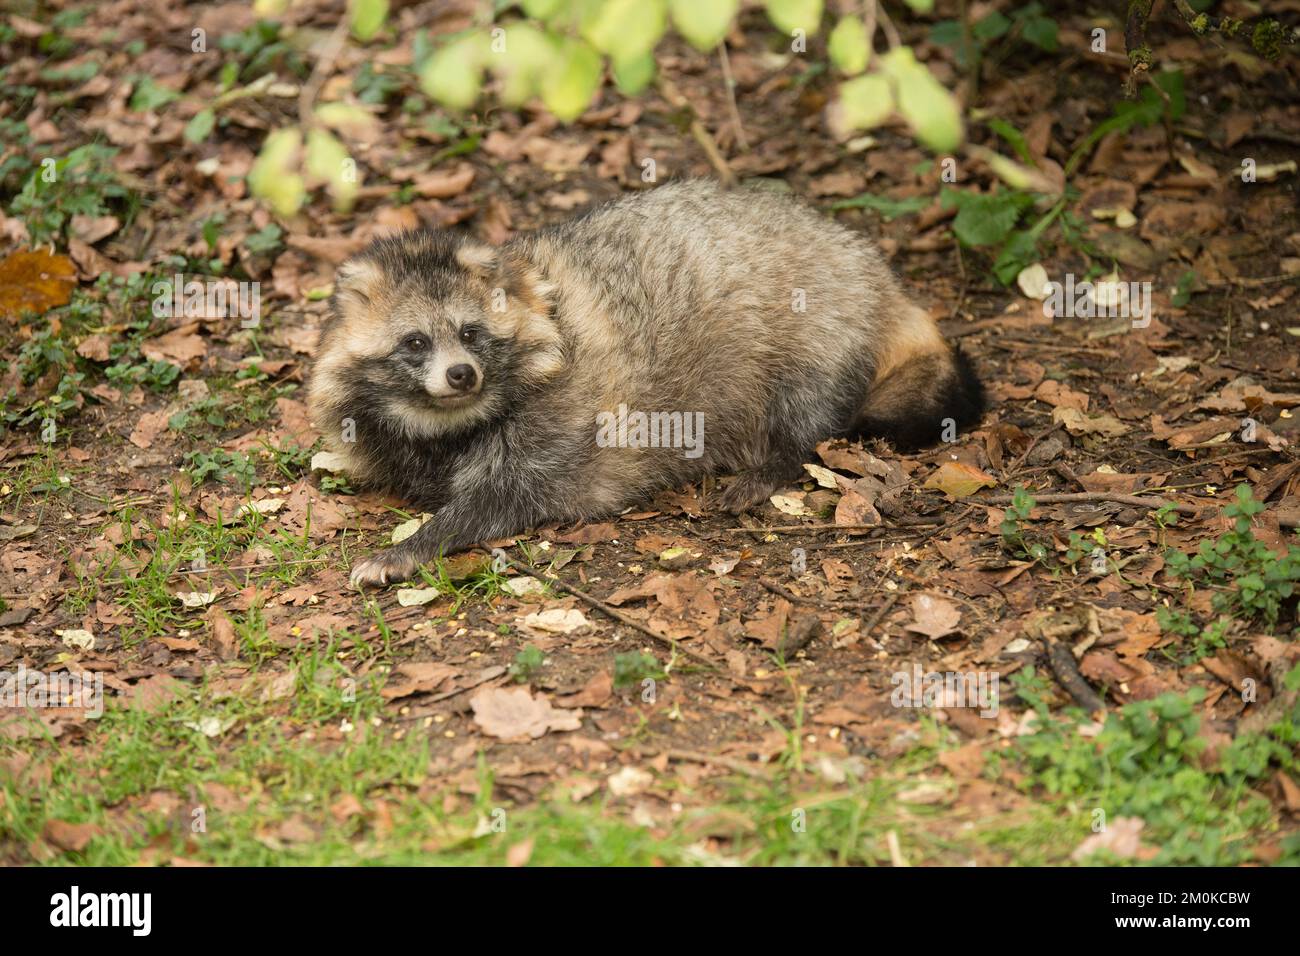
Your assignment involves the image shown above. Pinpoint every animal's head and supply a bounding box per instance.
[307,231,563,465]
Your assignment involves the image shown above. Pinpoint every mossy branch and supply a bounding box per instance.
[1170,0,1297,60]
[1126,0,1294,94]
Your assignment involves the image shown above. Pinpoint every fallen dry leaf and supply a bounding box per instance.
[924,461,997,500]
[0,248,76,318]
[470,687,583,739]
[905,594,963,640]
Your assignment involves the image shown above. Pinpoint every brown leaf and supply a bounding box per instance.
[1276,772,1300,813]
[1032,379,1089,411]
[412,163,475,198]
[1071,816,1147,861]
[521,137,590,171]
[70,214,120,244]
[75,332,114,362]
[938,741,986,779]
[834,482,883,526]
[0,248,77,318]
[1076,470,1154,495]
[553,522,618,545]
[206,606,240,661]
[506,836,536,867]
[470,687,583,739]
[924,461,997,500]
[904,594,962,640]
[382,662,458,700]
[1052,407,1129,437]
[275,397,317,447]
[127,409,170,449]
[141,323,206,367]
[1140,201,1225,240]
[43,819,103,852]
[129,674,185,713]
[68,238,112,279]
[330,793,365,823]
[556,670,613,709]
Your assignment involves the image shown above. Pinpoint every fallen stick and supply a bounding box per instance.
[720,518,939,535]
[656,76,733,186]
[758,576,876,614]
[986,491,1201,515]
[1044,640,1106,715]
[986,490,1299,529]
[862,591,904,641]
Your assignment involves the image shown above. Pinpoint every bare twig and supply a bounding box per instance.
[862,590,904,640]
[758,576,877,613]
[720,518,939,535]
[874,0,901,50]
[716,41,749,152]
[986,490,1202,516]
[1204,273,1300,289]
[298,15,352,128]
[657,76,734,185]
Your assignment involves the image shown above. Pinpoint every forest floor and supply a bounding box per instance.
[1,1,1299,865]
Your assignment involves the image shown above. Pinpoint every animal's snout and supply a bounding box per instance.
[446,363,477,392]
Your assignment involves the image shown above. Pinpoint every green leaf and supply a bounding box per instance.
[1015,8,1058,52]
[305,127,358,211]
[612,52,657,95]
[929,20,962,47]
[585,0,666,63]
[541,38,603,121]
[993,229,1039,285]
[184,108,216,144]
[419,33,488,110]
[315,101,381,139]
[835,73,893,131]
[940,187,1032,247]
[248,127,306,217]
[903,0,934,11]
[491,22,555,106]
[881,46,963,153]
[669,0,738,51]
[129,76,179,112]
[522,0,567,20]
[985,117,1033,163]
[350,0,388,41]
[828,16,870,75]
[973,11,1011,42]
[765,0,823,37]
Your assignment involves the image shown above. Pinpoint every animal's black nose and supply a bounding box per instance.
[446,364,477,391]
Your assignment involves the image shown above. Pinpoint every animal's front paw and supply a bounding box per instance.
[719,472,781,515]
[349,548,422,587]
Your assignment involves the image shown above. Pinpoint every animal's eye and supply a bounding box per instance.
[459,326,480,345]
[401,333,429,353]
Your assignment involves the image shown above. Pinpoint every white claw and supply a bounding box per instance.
[349,558,389,588]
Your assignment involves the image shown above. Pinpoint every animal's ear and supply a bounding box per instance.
[460,241,554,316]
[499,254,556,317]
[454,242,500,277]
[335,257,384,310]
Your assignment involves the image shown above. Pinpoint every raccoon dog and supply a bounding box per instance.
[308,179,984,586]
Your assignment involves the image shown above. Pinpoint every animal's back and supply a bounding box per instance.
[522,181,900,420]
